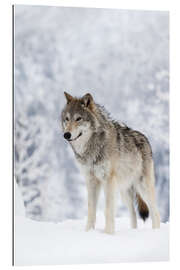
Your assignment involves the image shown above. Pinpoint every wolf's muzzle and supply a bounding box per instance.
[64,132,83,142]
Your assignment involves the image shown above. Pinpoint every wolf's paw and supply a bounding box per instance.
[152,214,160,229]
[152,222,160,229]
[85,223,95,232]
[104,226,115,234]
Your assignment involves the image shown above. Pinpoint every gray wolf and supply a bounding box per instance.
[61,92,160,234]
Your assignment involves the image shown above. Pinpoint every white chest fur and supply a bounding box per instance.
[78,160,111,182]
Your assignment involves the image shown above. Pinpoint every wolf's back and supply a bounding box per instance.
[113,121,152,160]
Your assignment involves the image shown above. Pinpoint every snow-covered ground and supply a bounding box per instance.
[15,183,169,265]
[15,214,169,265]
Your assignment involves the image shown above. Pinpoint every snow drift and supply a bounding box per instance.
[14,177,169,265]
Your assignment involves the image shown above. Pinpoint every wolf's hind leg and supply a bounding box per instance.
[120,188,137,229]
[86,179,101,231]
[137,166,160,229]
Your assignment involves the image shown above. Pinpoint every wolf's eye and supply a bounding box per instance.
[76,117,82,122]
[65,117,69,121]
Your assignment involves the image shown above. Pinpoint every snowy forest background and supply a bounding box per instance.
[14,6,169,222]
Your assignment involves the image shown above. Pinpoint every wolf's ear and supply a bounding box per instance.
[64,92,73,104]
[81,93,93,108]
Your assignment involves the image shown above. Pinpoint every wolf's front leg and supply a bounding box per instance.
[104,176,116,234]
[86,178,101,231]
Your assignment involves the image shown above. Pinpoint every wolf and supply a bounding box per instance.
[61,92,160,234]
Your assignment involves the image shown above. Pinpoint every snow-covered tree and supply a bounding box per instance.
[15,112,51,219]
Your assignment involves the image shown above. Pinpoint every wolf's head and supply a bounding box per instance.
[61,92,96,144]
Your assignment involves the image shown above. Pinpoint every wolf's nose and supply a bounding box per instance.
[64,132,71,140]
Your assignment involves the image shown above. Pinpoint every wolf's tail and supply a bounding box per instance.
[136,194,149,221]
